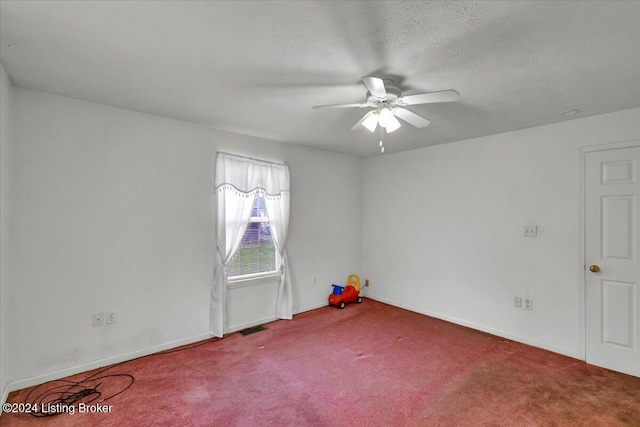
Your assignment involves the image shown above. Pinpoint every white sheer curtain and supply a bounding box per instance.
[264,194,292,320]
[211,152,291,337]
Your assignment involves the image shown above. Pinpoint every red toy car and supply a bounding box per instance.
[329,274,363,309]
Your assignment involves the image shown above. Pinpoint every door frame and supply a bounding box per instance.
[579,139,640,361]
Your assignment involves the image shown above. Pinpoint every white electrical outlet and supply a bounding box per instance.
[106,312,116,324]
[524,299,533,310]
[523,225,538,237]
[93,312,104,327]
[514,296,522,308]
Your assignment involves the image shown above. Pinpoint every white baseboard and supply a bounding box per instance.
[224,301,329,334]
[295,301,329,314]
[6,332,211,394]
[365,293,581,360]
[225,315,278,334]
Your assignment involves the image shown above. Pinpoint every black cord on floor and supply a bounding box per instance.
[21,336,222,417]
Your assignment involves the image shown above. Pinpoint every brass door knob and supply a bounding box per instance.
[589,265,600,273]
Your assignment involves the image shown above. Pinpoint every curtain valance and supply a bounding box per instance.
[214,152,289,197]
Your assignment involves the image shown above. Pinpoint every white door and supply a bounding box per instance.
[585,145,640,377]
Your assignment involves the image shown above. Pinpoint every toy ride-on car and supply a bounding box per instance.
[329,274,363,309]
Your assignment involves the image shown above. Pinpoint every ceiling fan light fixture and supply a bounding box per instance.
[378,107,393,127]
[312,76,459,147]
[362,111,379,132]
[384,115,401,133]
[378,107,401,133]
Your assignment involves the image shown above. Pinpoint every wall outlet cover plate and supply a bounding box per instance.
[93,312,104,327]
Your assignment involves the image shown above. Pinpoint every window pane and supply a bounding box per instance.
[225,196,277,278]
[252,194,266,217]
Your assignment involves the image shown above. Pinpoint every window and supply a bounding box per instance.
[225,194,279,280]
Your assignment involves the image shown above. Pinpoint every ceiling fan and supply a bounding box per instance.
[312,76,460,134]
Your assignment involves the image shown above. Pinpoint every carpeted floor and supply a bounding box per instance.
[2,299,639,426]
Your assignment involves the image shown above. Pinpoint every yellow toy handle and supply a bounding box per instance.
[347,274,360,291]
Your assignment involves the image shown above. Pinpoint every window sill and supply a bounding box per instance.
[227,273,281,289]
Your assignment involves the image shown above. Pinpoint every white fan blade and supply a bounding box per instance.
[351,110,378,132]
[362,76,387,98]
[393,108,431,128]
[312,103,368,110]
[398,89,460,106]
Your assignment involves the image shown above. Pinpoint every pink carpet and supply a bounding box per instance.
[2,299,639,426]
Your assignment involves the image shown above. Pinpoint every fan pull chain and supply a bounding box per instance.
[379,126,385,154]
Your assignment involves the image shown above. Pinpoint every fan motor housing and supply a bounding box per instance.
[366,83,402,105]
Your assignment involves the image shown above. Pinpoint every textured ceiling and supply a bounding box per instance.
[1,1,639,157]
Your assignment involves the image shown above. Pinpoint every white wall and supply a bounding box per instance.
[7,87,362,388]
[362,108,640,358]
[0,63,13,403]
[6,80,639,396]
